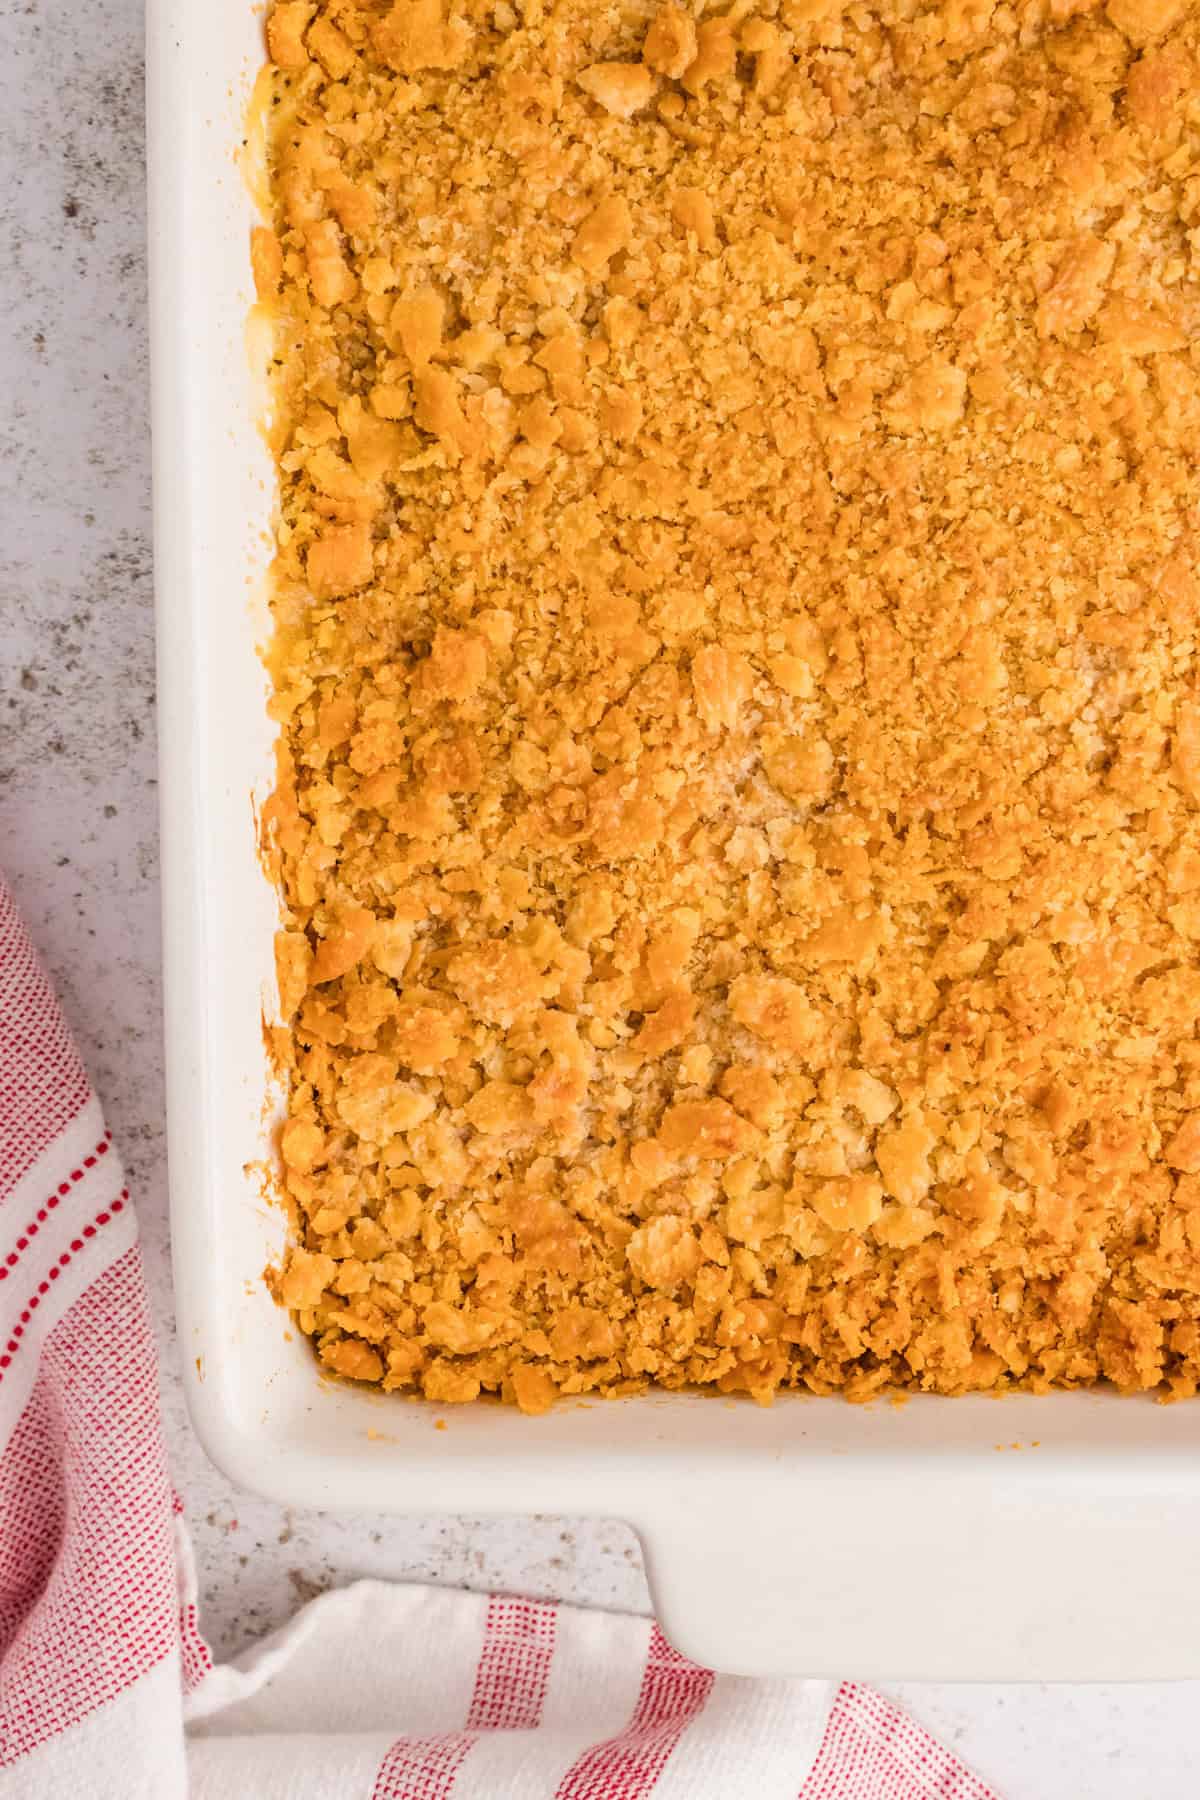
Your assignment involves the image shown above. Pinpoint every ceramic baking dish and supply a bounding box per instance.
[146,0,1200,1680]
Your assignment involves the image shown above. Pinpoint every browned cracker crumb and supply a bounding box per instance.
[259,0,1200,1412]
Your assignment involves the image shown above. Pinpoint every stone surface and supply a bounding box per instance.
[0,1,1195,1793]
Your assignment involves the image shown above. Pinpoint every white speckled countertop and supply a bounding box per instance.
[2,3,1197,1794]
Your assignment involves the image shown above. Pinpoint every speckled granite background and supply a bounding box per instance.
[1,2,1197,1794]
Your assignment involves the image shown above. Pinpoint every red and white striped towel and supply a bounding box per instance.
[0,872,1000,1799]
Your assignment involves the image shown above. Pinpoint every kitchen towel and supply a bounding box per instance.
[0,872,998,1799]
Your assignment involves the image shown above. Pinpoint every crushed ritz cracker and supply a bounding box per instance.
[257,0,1200,1412]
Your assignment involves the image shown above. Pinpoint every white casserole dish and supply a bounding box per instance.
[147,0,1200,1680]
